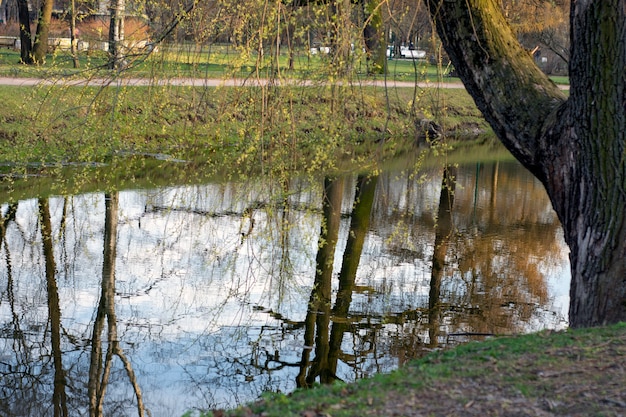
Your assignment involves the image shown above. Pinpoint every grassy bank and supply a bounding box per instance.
[207,323,626,417]
[0,82,490,176]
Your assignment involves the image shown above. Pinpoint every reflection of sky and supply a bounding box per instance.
[544,228,571,323]
[0,162,571,416]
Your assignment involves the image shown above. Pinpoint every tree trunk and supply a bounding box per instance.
[32,0,54,64]
[363,0,386,74]
[559,0,626,327]
[424,0,626,327]
[16,0,32,64]
[108,0,126,69]
[69,0,80,68]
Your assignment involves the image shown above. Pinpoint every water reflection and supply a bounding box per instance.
[88,193,145,417]
[0,159,569,416]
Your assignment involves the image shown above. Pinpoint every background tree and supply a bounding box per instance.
[108,0,126,69]
[16,0,32,63]
[501,0,570,73]
[362,0,386,74]
[424,0,625,327]
[69,0,80,68]
[386,0,431,52]
[31,0,54,63]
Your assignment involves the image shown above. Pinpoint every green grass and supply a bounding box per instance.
[0,43,570,86]
[0,77,501,205]
[0,82,491,168]
[0,45,458,82]
[206,323,626,417]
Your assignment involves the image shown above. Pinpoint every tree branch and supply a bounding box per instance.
[425,0,566,175]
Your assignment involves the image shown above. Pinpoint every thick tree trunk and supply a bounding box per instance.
[558,0,626,327]
[16,0,32,63]
[32,0,54,64]
[425,0,626,327]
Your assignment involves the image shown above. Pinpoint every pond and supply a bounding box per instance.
[0,154,569,416]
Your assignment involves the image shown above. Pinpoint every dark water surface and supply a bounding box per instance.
[0,156,569,416]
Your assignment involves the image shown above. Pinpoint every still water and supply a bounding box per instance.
[0,156,569,416]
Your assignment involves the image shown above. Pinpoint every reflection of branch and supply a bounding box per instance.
[115,346,146,417]
[146,200,323,219]
[145,202,266,218]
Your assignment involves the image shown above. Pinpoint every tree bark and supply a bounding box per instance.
[69,0,80,68]
[560,0,626,327]
[425,0,626,327]
[16,0,32,63]
[363,0,386,74]
[32,0,54,64]
[109,0,126,69]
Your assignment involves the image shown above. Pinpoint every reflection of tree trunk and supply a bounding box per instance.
[329,175,378,377]
[88,193,117,416]
[297,177,344,387]
[488,162,499,225]
[88,193,145,417]
[472,163,481,223]
[2,203,26,354]
[57,198,70,274]
[428,167,456,347]
[0,203,18,250]
[296,300,315,388]
[490,162,499,209]
[276,178,292,301]
[39,199,69,417]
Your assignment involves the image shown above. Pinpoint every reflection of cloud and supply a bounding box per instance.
[545,230,571,328]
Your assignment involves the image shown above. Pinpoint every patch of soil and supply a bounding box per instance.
[366,334,626,416]
[229,327,626,417]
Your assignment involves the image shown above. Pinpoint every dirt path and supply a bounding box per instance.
[0,75,569,90]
